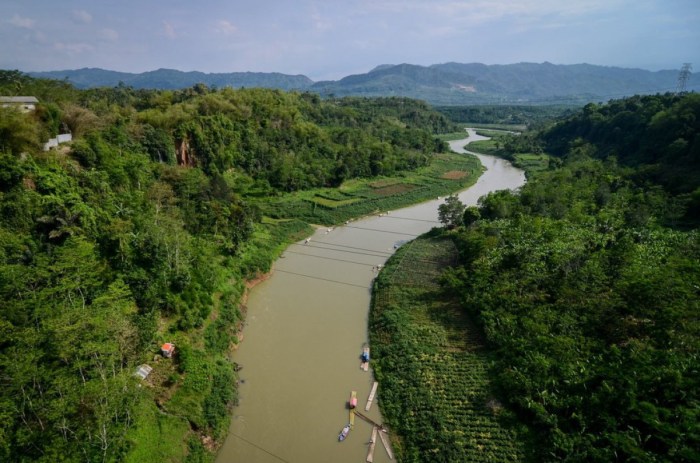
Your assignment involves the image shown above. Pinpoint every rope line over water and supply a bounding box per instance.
[228,432,291,463]
[343,225,421,236]
[273,268,370,289]
[277,239,394,257]
[284,250,376,267]
[291,242,391,258]
[379,215,442,224]
[284,249,450,268]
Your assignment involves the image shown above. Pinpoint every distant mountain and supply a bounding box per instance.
[29,68,314,91]
[28,63,699,105]
[312,62,699,105]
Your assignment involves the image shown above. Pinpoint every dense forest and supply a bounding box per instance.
[3,68,699,462]
[436,104,575,128]
[440,93,699,461]
[0,71,457,462]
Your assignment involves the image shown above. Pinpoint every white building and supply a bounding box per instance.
[0,96,39,112]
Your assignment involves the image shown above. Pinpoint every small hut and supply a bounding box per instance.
[134,364,153,380]
[161,343,175,358]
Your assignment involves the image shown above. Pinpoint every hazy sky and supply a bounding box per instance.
[2,0,699,80]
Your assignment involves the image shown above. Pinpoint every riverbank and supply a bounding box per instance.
[258,148,484,226]
[214,130,526,462]
[466,129,551,175]
[369,233,530,461]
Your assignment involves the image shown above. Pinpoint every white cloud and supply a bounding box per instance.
[54,42,95,54]
[311,11,332,31]
[101,28,119,41]
[73,10,92,24]
[10,14,35,29]
[163,20,176,39]
[360,0,628,25]
[215,20,237,35]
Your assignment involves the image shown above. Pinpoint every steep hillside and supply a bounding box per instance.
[0,74,456,462]
[439,93,700,462]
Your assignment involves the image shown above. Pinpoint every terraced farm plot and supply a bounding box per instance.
[370,236,528,462]
[512,153,550,173]
[308,196,362,208]
[371,183,417,196]
[259,150,482,225]
[441,170,469,180]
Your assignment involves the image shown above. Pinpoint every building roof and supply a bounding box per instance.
[0,96,39,103]
[134,364,153,380]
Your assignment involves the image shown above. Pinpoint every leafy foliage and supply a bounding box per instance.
[0,73,455,461]
[370,236,530,462]
[438,194,466,228]
[440,94,700,461]
[541,93,700,196]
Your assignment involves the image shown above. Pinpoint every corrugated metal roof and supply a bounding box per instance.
[0,96,39,103]
[134,364,153,380]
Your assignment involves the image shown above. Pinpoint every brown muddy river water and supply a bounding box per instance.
[215,130,526,463]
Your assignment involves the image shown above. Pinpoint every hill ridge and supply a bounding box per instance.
[28,62,699,105]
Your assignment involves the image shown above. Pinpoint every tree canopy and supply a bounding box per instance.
[0,73,455,461]
[442,93,700,462]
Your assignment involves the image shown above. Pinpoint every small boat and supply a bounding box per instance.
[338,424,351,441]
[361,346,370,371]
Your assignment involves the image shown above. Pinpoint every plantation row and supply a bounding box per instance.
[370,236,528,462]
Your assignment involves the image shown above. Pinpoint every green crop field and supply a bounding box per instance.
[258,151,483,225]
[370,235,530,462]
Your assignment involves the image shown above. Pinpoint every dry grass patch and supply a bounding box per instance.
[369,178,402,188]
[442,170,469,180]
[372,183,416,196]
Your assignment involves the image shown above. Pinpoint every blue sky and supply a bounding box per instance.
[2,0,699,80]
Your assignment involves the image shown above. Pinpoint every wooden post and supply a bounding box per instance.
[354,410,382,428]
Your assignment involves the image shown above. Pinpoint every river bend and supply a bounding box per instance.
[216,129,526,463]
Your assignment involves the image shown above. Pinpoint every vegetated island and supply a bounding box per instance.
[370,92,700,462]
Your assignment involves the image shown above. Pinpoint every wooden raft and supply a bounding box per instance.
[365,381,378,411]
[366,426,378,462]
[379,429,394,460]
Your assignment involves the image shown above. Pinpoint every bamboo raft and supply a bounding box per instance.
[365,381,378,411]
[354,410,394,460]
[379,429,394,460]
[366,426,378,462]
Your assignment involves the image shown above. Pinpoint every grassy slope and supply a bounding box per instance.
[124,219,313,462]
[369,235,530,462]
[468,133,551,175]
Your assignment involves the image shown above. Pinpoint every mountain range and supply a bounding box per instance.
[29,62,698,105]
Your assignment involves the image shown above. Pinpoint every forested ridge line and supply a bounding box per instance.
[427,93,699,462]
[0,71,462,462]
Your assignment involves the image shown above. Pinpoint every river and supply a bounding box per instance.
[215,129,526,463]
